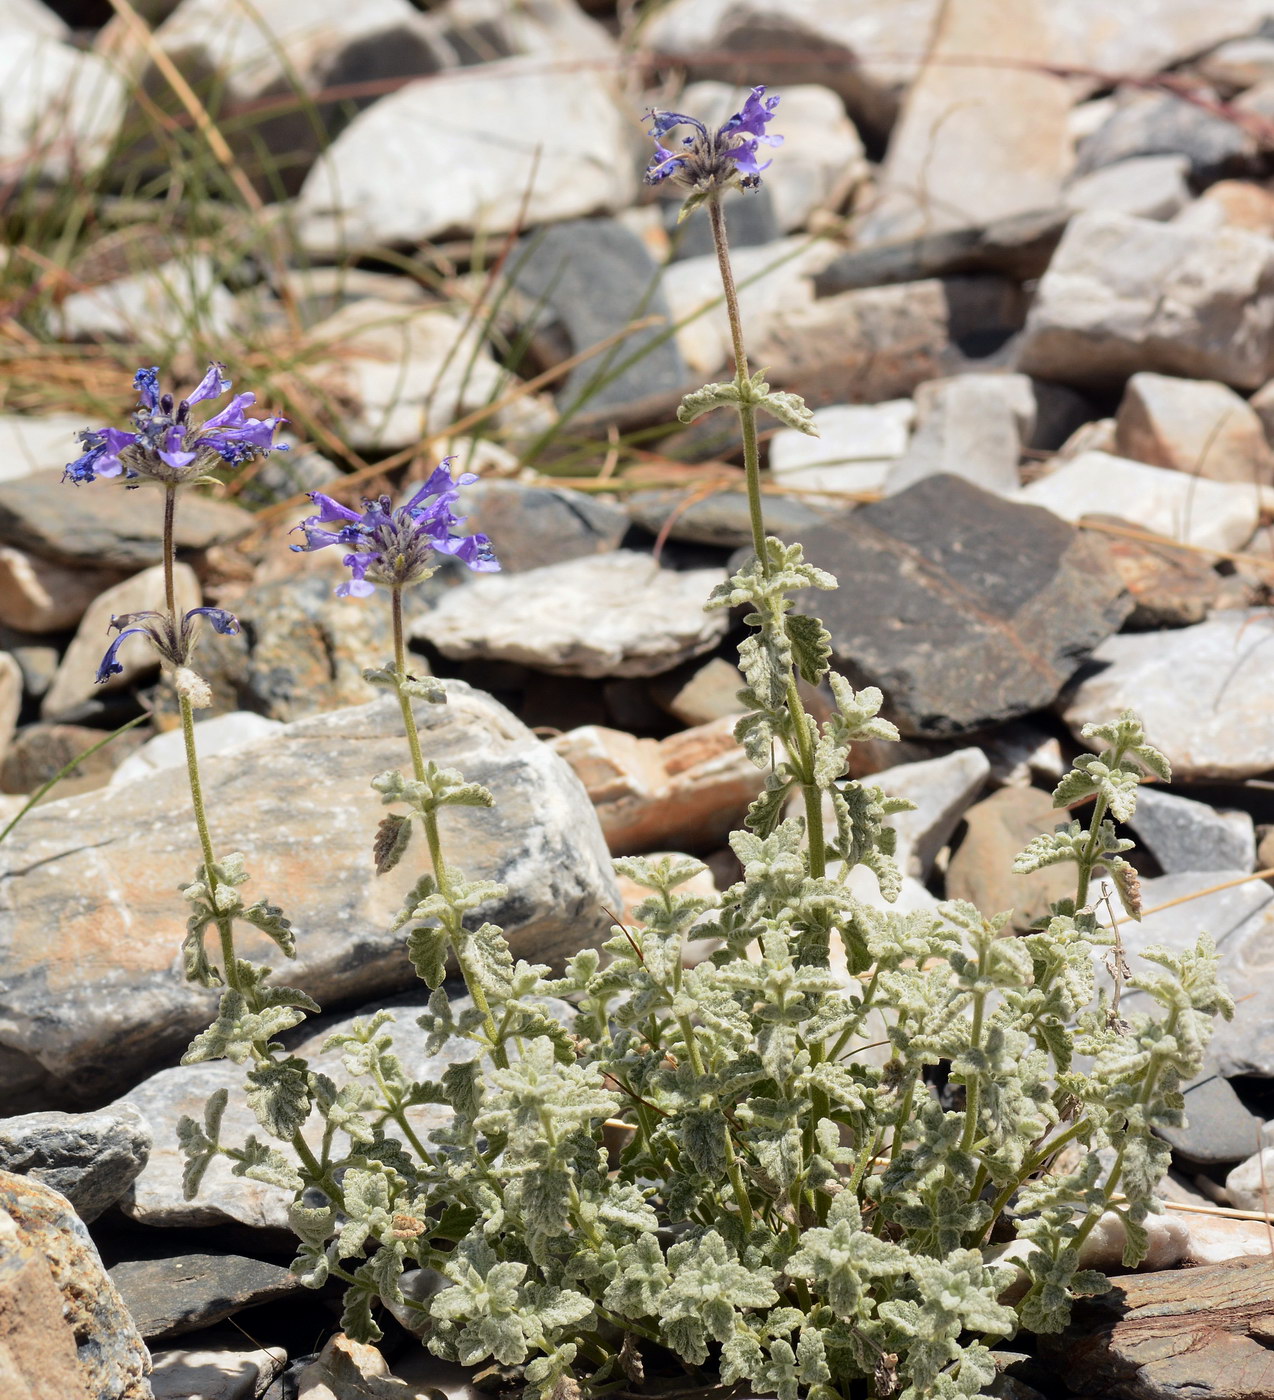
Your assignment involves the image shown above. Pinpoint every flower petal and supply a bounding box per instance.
[186,606,240,636]
[133,366,160,412]
[95,627,150,684]
[185,363,232,407]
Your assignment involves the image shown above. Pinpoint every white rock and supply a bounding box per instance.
[151,1344,287,1400]
[870,747,990,880]
[0,653,21,763]
[0,32,125,181]
[661,237,837,378]
[1056,417,1117,461]
[413,551,728,679]
[887,373,1035,497]
[1062,611,1274,781]
[1200,35,1274,92]
[857,0,1073,242]
[0,414,100,483]
[1173,179,1274,238]
[1131,787,1257,875]
[1018,210,1274,390]
[641,0,942,131]
[769,400,913,496]
[1114,372,1274,485]
[110,712,284,787]
[1179,1210,1274,1265]
[1226,1148,1274,1212]
[58,256,238,346]
[1017,451,1261,553]
[1064,155,1192,221]
[299,59,636,254]
[1077,1210,1191,1272]
[440,0,617,64]
[303,298,505,452]
[0,547,127,634]
[680,81,868,232]
[42,563,200,719]
[0,0,65,37]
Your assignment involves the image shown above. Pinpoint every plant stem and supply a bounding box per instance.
[162,485,178,621]
[1074,794,1110,909]
[389,586,506,1068]
[179,691,239,992]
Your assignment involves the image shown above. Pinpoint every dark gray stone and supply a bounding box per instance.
[786,474,1132,738]
[109,1253,302,1339]
[1028,379,1097,452]
[0,1105,151,1221]
[0,469,253,569]
[1157,1065,1263,1167]
[1076,91,1254,182]
[668,185,780,260]
[627,488,843,549]
[1130,787,1256,875]
[463,480,628,573]
[812,207,1068,297]
[511,218,689,413]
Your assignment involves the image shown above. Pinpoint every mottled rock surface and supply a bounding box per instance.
[0,1104,151,1221]
[0,1206,93,1400]
[110,1254,302,1339]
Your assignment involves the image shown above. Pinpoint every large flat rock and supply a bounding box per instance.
[0,682,617,1109]
[791,474,1131,737]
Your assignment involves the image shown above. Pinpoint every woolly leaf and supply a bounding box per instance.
[245,1057,312,1138]
[677,380,741,424]
[787,612,832,685]
[374,813,413,876]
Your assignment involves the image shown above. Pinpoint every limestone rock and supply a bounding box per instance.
[551,717,765,855]
[110,712,283,788]
[0,720,147,797]
[1076,90,1255,182]
[769,400,913,497]
[626,489,836,550]
[1199,36,1274,94]
[945,787,1077,930]
[1114,372,1274,485]
[1042,1257,1274,1400]
[0,546,128,633]
[0,468,252,570]
[1064,155,1192,221]
[653,656,746,727]
[0,682,617,1108]
[0,0,66,37]
[463,481,628,576]
[109,1254,301,1339]
[0,654,21,764]
[438,0,616,66]
[1181,1211,1274,1266]
[0,1104,150,1221]
[0,1171,151,1398]
[1061,610,1274,781]
[42,563,201,719]
[299,59,636,254]
[857,0,1073,243]
[1130,788,1256,876]
[150,1341,284,1399]
[0,413,101,484]
[296,1332,444,1400]
[869,747,990,880]
[301,299,505,453]
[0,33,125,182]
[1158,1068,1263,1169]
[886,373,1034,497]
[1018,211,1274,391]
[1174,178,1274,238]
[1018,453,1261,553]
[58,256,238,346]
[414,551,728,680]
[793,475,1131,738]
[0,1206,92,1400]
[1085,513,1222,629]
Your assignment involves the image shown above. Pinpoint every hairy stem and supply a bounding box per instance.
[179,692,239,992]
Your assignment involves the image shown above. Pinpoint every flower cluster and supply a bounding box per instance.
[291,461,499,597]
[644,85,782,194]
[65,364,286,488]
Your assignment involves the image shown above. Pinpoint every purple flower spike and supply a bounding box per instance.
[643,84,782,196]
[64,364,287,489]
[93,606,242,687]
[291,459,500,597]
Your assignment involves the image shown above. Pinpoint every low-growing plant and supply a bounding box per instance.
[65,87,1233,1400]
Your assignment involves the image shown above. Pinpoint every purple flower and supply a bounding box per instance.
[291,460,499,597]
[96,606,240,684]
[644,85,782,195]
[65,364,287,488]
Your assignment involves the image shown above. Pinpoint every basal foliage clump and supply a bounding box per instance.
[68,89,1233,1400]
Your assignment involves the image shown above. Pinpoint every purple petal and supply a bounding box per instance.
[644,145,687,184]
[728,139,774,178]
[185,362,231,408]
[719,86,780,140]
[186,606,240,635]
[95,627,149,684]
[133,366,160,412]
[443,532,500,573]
[335,577,376,598]
[159,448,198,470]
[305,492,363,526]
[645,108,705,140]
[198,391,255,431]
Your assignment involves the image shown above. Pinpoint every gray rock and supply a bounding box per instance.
[761,275,1028,410]
[150,1340,285,1400]
[791,474,1132,738]
[0,720,148,797]
[886,373,1034,497]
[770,400,914,498]
[510,219,688,413]
[463,480,628,574]
[109,1254,302,1339]
[1130,788,1257,875]
[0,545,128,634]
[870,747,990,880]
[0,469,253,570]
[1018,452,1261,553]
[0,33,125,183]
[0,1105,151,1222]
[1205,892,1274,1078]
[1018,211,1274,391]
[1226,1148,1274,1211]
[111,713,284,788]
[1159,1066,1263,1168]
[670,185,780,261]
[233,448,342,511]
[812,207,1068,296]
[0,413,102,484]
[414,551,729,679]
[1064,154,1192,221]
[299,59,635,254]
[118,992,572,1231]
[1076,91,1254,181]
[0,1170,151,1399]
[59,256,238,346]
[0,682,617,1109]
[1061,610,1274,782]
[626,489,839,549]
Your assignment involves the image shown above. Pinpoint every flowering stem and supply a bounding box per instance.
[389,586,506,1068]
[162,485,178,621]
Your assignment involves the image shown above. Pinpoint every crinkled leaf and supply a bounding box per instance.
[374,813,413,876]
[245,1057,312,1138]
